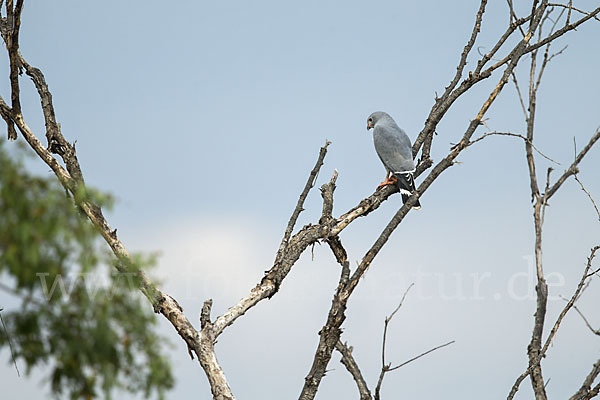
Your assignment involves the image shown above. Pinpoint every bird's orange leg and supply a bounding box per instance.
[377,172,398,189]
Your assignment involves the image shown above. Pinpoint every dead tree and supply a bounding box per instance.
[1,1,599,399]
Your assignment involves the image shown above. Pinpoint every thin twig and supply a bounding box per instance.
[412,2,599,171]
[413,0,488,159]
[541,167,553,224]
[467,131,561,165]
[570,359,600,400]
[507,246,600,399]
[511,72,529,119]
[388,341,456,372]
[382,284,414,367]
[0,308,20,377]
[545,128,600,200]
[571,304,600,336]
[374,284,453,400]
[574,176,600,222]
[507,0,527,36]
[524,5,600,55]
[274,141,330,265]
[335,340,372,400]
[535,8,567,92]
[566,0,573,25]
[375,340,455,400]
[548,3,600,23]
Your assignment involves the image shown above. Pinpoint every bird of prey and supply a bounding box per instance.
[367,111,421,209]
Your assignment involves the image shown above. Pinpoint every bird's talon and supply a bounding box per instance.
[377,176,398,189]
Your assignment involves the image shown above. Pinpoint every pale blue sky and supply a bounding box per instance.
[2,1,600,399]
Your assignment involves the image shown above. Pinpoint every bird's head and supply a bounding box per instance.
[366,111,390,131]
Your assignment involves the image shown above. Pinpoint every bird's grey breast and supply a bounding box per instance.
[373,123,415,173]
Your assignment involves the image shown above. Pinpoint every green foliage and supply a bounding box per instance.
[0,141,173,399]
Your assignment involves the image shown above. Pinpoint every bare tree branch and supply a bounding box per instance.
[381,284,414,371]
[534,7,567,92]
[3,1,599,399]
[200,299,213,330]
[375,341,455,400]
[508,246,600,399]
[299,6,555,395]
[299,239,351,400]
[0,6,236,398]
[538,246,599,369]
[389,341,456,373]
[415,0,488,160]
[574,176,600,222]
[545,128,600,200]
[335,340,372,400]
[524,17,548,395]
[507,0,527,37]
[17,55,68,155]
[467,131,561,164]
[412,1,599,170]
[6,0,24,117]
[500,6,600,397]
[571,360,600,400]
[571,304,600,336]
[274,141,331,266]
[375,284,414,399]
[511,71,529,119]
[321,169,338,221]
[548,3,600,23]
[524,5,600,55]
[0,308,20,377]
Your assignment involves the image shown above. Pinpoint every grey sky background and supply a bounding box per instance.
[1,0,600,399]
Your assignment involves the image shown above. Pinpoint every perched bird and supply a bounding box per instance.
[367,111,421,209]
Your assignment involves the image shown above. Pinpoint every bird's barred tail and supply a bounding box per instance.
[393,172,421,210]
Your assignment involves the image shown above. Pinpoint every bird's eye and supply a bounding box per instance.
[368,118,372,123]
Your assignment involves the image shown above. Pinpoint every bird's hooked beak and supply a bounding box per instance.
[367,121,373,130]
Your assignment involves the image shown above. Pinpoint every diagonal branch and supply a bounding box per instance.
[372,286,454,400]
[574,176,600,222]
[548,3,600,23]
[544,128,600,200]
[507,0,527,37]
[387,341,456,373]
[300,9,545,395]
[274,141,330,265]
[0,308,20,377]
[467,131,561,164]
[411,3,599,179]
[524,5,600,54]
[375,284,413,400]
[17,54,70,156]
[211,176,400,338]
[211,162,341,338]
[0,8,234,399]
[375,340,454,400]
[414,0,488,160]
[4,2,599,400]
[381,284,414,370]
[335,340,372,400]
[570,360,600,400]
[571,304,600,336]
[508,246,600,400]
[299,237,352,400]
